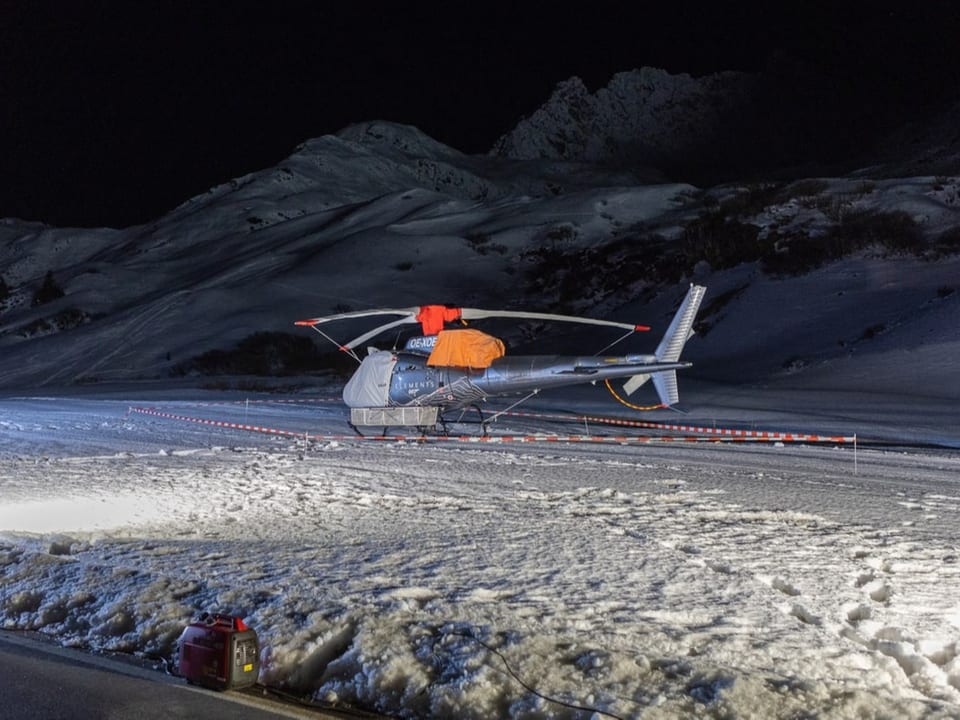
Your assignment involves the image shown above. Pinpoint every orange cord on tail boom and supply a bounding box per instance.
[604,379,665,411]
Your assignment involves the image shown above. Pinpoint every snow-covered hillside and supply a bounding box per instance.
[2,66,958,402]
[1,118,958,419]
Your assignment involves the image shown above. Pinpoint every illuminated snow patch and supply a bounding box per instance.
[0,493,171,533]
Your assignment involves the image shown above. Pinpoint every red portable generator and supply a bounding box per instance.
[178,612,259,690]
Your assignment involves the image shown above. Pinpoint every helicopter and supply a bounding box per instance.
[295,284,706,433]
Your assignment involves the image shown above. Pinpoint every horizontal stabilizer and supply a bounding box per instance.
[622,372,650,395]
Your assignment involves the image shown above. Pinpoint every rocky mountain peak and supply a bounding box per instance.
[490,67,759,182]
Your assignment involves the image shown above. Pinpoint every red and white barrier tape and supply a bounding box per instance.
[128,406,855,446]
[154,397,341,409]
[499,409,853,443]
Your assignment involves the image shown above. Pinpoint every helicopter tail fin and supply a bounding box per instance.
[623,284,706,406]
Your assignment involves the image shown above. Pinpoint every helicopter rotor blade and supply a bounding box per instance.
[296,305,651,352]
[294,308,419,327]
[459,308,650,332]
[341,316,420,350]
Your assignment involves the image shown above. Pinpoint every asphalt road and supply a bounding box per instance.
[0,631,347,720]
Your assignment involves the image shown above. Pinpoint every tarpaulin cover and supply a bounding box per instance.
[427,329,505,368]
[342,349,397,407]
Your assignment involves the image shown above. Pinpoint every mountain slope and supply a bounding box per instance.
[0,114,958,404]
[0,121,699,388]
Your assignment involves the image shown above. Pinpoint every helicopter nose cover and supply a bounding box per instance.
[416,305,463,335]
[342,349,398,408]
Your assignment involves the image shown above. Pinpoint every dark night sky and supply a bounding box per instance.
[3,0,959,228]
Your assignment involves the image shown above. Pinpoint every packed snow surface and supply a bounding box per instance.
[2,385,959,719]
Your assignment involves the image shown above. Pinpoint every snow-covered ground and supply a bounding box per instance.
[2,384,959,719]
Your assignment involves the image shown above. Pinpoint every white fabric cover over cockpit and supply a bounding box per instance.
[342,349,397,408]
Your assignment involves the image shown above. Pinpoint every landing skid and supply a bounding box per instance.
[438,404,489,437]
[348,405,491,438]
[347,422,432,440]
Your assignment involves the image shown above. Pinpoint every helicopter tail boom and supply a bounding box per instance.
[623,284,706,406]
